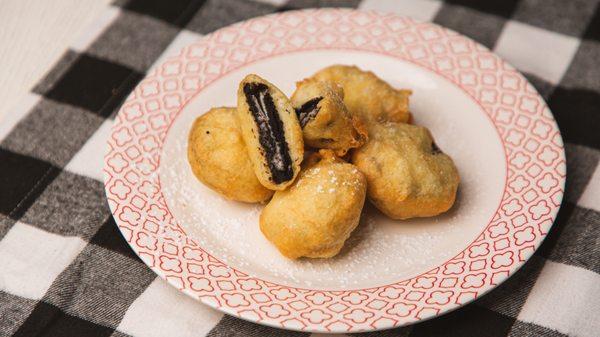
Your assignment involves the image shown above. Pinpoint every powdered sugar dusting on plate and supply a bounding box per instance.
[157,50,505,290]
[159,117,487,290]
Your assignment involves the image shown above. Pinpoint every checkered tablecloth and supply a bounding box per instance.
[0,0,599,336]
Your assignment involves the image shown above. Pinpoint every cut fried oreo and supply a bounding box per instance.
[291,79,367,156]
[237,74,304,190]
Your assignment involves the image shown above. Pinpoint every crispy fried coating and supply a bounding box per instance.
[311,65,412,126]
[291,79,367,156]
[237,74,304,190]
[187,107,274,203]
[352,123,459,219]
[260,150,367,259]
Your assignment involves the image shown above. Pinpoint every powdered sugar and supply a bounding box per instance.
[156,49,506,290]
[160,131,480,289]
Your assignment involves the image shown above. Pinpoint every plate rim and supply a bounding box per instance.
[104,8,566,333]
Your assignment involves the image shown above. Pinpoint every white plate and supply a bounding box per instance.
[104,9,566,333]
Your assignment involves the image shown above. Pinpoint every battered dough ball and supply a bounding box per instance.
[352,123,459,219]
[311,65,412,126]
[187,107,274,203]
[237,74,304,190]
[260,150,367,259]
[291,79,367,156]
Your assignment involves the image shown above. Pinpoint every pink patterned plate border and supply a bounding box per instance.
[104,9,566,333]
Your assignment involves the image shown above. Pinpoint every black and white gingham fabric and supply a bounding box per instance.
[1,1,599,336]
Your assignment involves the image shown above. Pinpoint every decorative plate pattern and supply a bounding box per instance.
[104,9,565,333]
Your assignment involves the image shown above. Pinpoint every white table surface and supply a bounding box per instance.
[0,0,111,123]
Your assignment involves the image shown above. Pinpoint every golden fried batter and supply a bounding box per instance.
[291,79,367,156]
[311,65,412,126]
[260,150,367,259]
[237,74,304,190]
[352,123,459,219]
[187,107,273,203]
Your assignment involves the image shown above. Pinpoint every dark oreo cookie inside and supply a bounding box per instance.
[295,97,323,128]
[431,141,443,154]
[243,82,294,184]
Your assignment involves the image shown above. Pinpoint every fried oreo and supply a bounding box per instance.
[237,74,304,190]
[260,150,367,259]
[291,79,367,156]
[187,107,274,203]
[311,65,412,126]
[352,123,459,219]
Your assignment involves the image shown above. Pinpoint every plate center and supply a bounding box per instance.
[160,50,506,290]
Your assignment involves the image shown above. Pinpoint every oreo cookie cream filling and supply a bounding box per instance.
[243,82,294,184]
